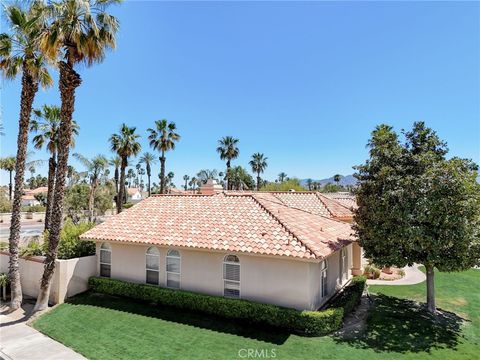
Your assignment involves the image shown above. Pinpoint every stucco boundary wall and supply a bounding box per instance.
[0,251,96,304]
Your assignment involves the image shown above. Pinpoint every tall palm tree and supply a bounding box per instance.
[73,153,108,222]
[278,172,288,182]
[306,178,313,191]
[110,124,141,213]
[109,156,121,196]
[333,174,342,185]
[35,0,120,312]
[0,1,53,310]
[189,177,197,193]
[147,119,180,194]
[249,153,268,191]
[127,168,135,188]
[31,104,79,230]
[183,175,189,191]
[216,136,239,190]
[139,152,156,197]
[0,157,16,200]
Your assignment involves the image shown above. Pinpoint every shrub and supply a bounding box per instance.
[43,219,96,259]
[0,241,8,251]
[89,275,366,336]
[20,238,44,257]
[122,203,134,209]
[328,276,366,314]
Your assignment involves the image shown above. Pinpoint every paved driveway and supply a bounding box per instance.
[0,303,86,360]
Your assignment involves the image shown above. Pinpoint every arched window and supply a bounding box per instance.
[146,247,160,285]
[320,259,328,298]
[223,255,240,298]
[100,243,111,278]
[340,248,348,283]
[166,249,181,289]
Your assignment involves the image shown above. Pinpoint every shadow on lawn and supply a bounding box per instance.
[68,292,290,345]
[334,294,465,354]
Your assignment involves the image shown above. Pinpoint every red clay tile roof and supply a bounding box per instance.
[81,192,355,260]
[321,192,358,210]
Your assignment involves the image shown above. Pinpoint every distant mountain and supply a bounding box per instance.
[300,175,357,187]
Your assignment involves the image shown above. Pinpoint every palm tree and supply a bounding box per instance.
[249,153,268,191]
[109,156,121,196]
[278,172,288,182]
[110,124,141,214]
[0,157,16,200]
[216,136,239,190]
[333,174,342,185]
[31,105,79,230]
[166,171,174,191]
[127,168,135,188]
[147,119,180,194]
[183,175,189,191]
[35,0,120,312]
[139,152,156,197]
[0,1,52,310]
[306,178,313,191]
[189,177,198,193]
[73,153,108,222]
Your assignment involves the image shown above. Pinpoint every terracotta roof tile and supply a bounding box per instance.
[81,192,355,260]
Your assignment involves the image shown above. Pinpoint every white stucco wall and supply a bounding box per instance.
[95,241,353,310]
[0,252,96,304]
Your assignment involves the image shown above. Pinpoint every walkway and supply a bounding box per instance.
[0,302,86,360]
[367,264,426,286]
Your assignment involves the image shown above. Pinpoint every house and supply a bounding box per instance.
[21,186,48,207]
[127,188,143,202]
[80,182,363,311]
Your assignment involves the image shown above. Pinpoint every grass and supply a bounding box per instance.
[32,269,480,360]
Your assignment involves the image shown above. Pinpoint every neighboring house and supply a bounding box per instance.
[127,188,143,202]
[322,192,357,210]
[21,186,48,207]
[80,182,363,311]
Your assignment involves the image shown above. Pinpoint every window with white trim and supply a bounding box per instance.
[146,247,160,285]
[166,249,181,289]
[223,255,240,298]
[340,248,348,283]
[321,259,328,298]
[99,243,111,278]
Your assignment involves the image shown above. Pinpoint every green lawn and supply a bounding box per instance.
[32,269,480,360]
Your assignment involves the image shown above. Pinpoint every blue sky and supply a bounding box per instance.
[1,1,479,187]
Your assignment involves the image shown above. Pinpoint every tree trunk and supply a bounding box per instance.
[256,173,261,191]
[426,264,436,313]
[44,155,56,232]
[226,160,231,190]
[88,179,96,222]
[117,158,127,214]
[147,171,151,197]
[160,154,166,194]
[8,64,39,310]
[8,171,13,201]
[114,167,119,194]
[34,61,81,312]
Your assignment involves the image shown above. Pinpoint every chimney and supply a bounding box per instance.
[199,179,223,195]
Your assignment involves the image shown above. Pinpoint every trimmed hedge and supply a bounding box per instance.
[88,275,366,336]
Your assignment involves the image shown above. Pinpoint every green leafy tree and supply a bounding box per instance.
[31,104,79,230]
[110,124,141,213]
[249,153,268,191]
[0,0,53,310]
[35,0,120,312]
[147,119,180,194]
[260,178,304,192]
[354,122,480,313]
[228,166,255,190]
[333,174,342,184]
[72,153,109,222]
[196,169,218,184]
[217,136,239,190]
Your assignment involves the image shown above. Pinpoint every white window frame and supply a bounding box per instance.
[321,259,328,298]
[99,242,111,278]
[145,247,160,285]
[223,254,240,298]
[166,249,181,289]
[340,248,348,283]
